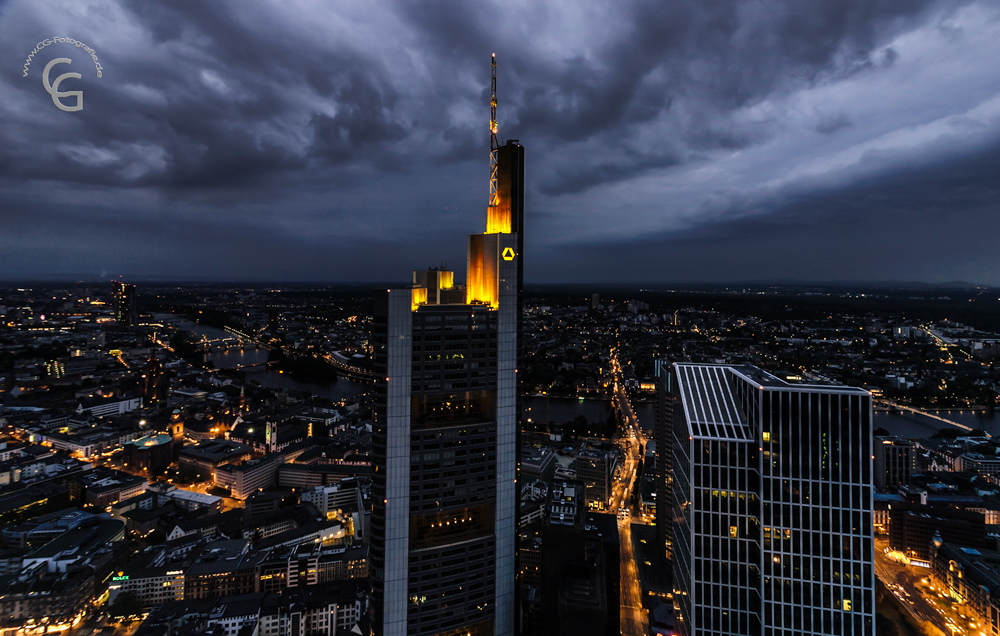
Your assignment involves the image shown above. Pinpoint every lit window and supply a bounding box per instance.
[729,526,738,538]
[842,599,852,611]
[762,432,770,442]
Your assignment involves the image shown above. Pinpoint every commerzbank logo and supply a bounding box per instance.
[22,37,103,112]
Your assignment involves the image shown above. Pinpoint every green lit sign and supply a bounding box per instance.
[112,575,129,581]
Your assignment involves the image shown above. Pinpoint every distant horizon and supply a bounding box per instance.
[0,275,991,290]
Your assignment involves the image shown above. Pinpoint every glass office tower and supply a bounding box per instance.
[670,363,874,635]
[370,146,524,634]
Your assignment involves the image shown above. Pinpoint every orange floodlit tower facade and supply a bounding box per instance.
[370,55,524,636]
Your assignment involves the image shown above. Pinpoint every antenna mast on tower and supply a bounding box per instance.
[489,53,499,209]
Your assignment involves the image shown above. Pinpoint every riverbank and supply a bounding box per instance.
[153,314,369,402]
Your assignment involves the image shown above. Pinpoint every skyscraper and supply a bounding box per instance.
[669,363,874,635]
[369,55,523,636]
[653,358,673,560]
[112,281,138,328]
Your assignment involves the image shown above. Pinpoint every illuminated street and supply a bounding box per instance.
[618,517,646,636]
[874,537,971,636]
[611,348,649,636]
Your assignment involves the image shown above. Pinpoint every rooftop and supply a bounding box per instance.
[186,539,250,576]
[25,518,125,562]
[128,434,173,448]
[674,364,751,441]
[180,440,252,462]
[166,488,221,505]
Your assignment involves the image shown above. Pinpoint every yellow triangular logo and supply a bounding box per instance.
[502,247,515,261]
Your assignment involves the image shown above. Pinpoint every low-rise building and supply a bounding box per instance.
[108,545,187,609]
[874,493,905,536]
[276,463,370,489]
[76,394,143,418]
[890,502,987,562]
[184,539,259,600]
[148,483,223,514]
[135,586,366,636]
[1,509,100,548]
[179,440,253,479]
[961,452,1000,478]
[215,453,286,500]
[521,446,557,483]
[0,518,128,630]
[206,592,267,636]
[110,491,156,518]
[74,469,148,508]
[252,518,354,551]
[258,584,366,636]
[245,492,285,518]
[123,434,174,475]
[929,538,1000,635]
[299,480,363,518]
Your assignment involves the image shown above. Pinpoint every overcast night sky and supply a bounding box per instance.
[1,0,999,284]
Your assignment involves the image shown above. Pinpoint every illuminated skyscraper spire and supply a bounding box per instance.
[490,53,499,209]
[486,54,513,234]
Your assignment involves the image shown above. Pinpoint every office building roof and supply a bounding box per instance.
[26,518,125,561]
[674,364,751,441]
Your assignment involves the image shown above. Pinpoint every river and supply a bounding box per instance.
[521,396,998,440]
[522,396,656,432]
[152,314,369,402]
[873,409,998,438]
[152,314,994,436]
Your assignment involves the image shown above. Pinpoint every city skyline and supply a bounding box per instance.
[1,273,999,635]
[3,1,1000,284]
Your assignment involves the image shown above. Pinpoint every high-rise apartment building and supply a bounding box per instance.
[112,281,138,327]
[873,436,910,491]
[369,55,523,636]
[670,363,874,635]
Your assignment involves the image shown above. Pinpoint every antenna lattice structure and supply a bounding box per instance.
[489,54,499,209]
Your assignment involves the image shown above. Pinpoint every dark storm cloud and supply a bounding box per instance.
[538,137,1000,284]
[0,0,414,193]
[815,111,854,135]
[397,0,951,194]
[539,151,683,197]
[309,71,407,168]
[0,0,997,283]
